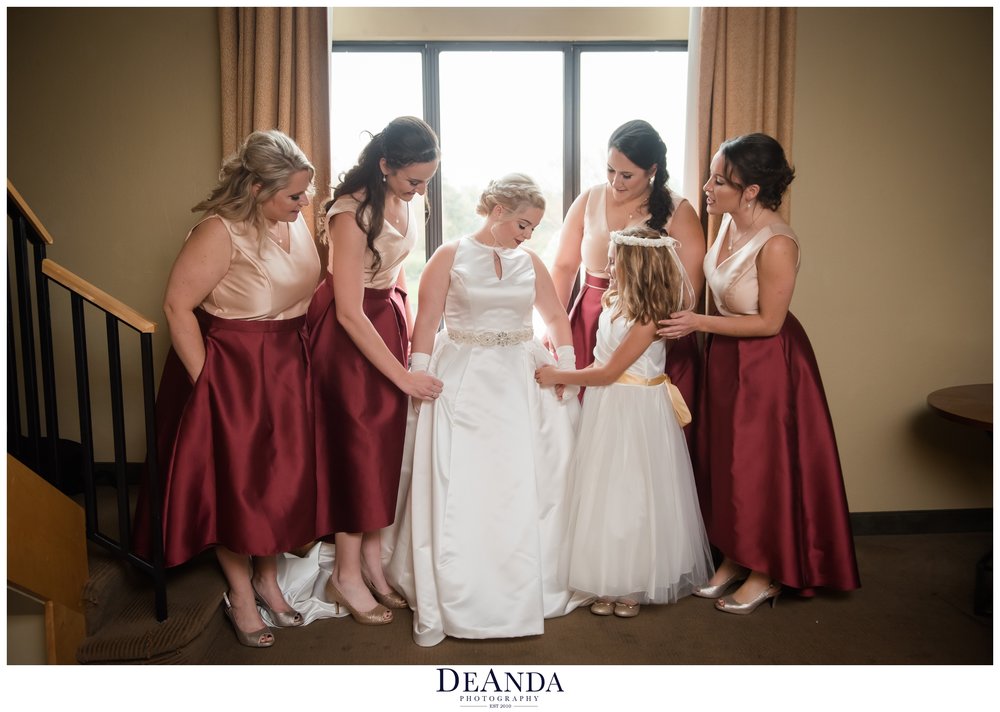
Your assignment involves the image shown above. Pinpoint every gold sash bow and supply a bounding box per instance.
[614,372,692,427]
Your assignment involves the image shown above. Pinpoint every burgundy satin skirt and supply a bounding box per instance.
[308,277,409,535]
[568,272,700,426]
[696,313,861,594]
[567,273,610,371]
[135,310,317,567]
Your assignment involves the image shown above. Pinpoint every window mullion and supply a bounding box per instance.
[564,45,581,218]
[423,44,443,256]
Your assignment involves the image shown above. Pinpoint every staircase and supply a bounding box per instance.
[77,536,226,663]
[7,455,88,663]
[7,181,218,663]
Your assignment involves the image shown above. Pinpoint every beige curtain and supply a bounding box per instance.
[219,7,331,238]
[696,7,797,245]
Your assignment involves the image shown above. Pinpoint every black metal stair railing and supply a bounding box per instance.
[7,181,168,621]
[7,187,61,487]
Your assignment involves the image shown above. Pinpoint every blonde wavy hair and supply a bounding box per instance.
[192,129,315,254]
[475,173,545,217]
[603,226,692,325]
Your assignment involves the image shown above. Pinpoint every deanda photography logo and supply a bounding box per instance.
[436,667,565,708]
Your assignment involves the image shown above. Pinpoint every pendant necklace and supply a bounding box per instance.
[390,202,409,234]
[622,195,649,229]
[270,221,287,249]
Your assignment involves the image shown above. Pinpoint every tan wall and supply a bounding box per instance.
[7,7,221,458]
[330,6,690,41]
[793,7,992,511]
[7,7,991,511]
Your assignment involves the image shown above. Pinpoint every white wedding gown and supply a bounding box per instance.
[383,237,585,647]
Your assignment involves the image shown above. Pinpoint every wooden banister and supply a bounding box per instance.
[9,180,169,620]
[7,179,55,245]
[42,258,157,334]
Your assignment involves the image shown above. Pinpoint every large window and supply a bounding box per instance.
[330,51,429,296]
[438,50,565,264]
[578,50,690,194]
[330,42,688,304]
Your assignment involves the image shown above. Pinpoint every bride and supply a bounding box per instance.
[384,173,585,647]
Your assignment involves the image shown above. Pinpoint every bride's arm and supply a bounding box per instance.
[528,249,572,349]
[410,241,458,358]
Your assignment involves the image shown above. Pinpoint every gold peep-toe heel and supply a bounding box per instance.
[715,582,781,615]
[692,565,750,599]
[222,592,275,648]
[362,574,409,609]
[325,577,393,625]
[251,582,304,627]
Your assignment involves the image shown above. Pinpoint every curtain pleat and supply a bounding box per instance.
[696,7,797,247]
[218,7,331,239]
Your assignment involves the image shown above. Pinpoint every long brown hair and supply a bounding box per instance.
[326,116,439,274]
[603,226,690,325]
[608,120,675,231]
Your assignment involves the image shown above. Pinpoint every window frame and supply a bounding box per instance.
[331,40,688,259]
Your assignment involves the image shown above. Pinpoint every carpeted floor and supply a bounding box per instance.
[192,531,992,665]
[62,527,992,710]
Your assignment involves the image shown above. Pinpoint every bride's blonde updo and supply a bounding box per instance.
[475,173,545,217]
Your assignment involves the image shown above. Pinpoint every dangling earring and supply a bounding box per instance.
[382,174,387,183]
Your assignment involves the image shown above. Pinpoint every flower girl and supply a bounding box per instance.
[535,226,713,617]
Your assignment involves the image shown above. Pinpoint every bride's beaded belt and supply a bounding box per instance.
[447,327,534,347]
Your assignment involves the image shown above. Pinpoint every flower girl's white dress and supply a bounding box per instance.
[564,301,714,602]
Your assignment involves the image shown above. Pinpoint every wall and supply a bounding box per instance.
[7,7,221,457]
[793,7,992,511]
[6,7,992,512]
[330,6,690,41]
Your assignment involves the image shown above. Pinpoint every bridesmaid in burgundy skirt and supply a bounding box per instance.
[310,116,442,625]
[550,120,705,419]
[143,130,322,647]
[658,133,860,615]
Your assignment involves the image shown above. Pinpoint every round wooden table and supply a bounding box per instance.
[926,383,992,432]
[926,382,992,616]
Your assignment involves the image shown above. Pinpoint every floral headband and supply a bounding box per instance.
[608,231,695,311]
[610,231,680,248]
